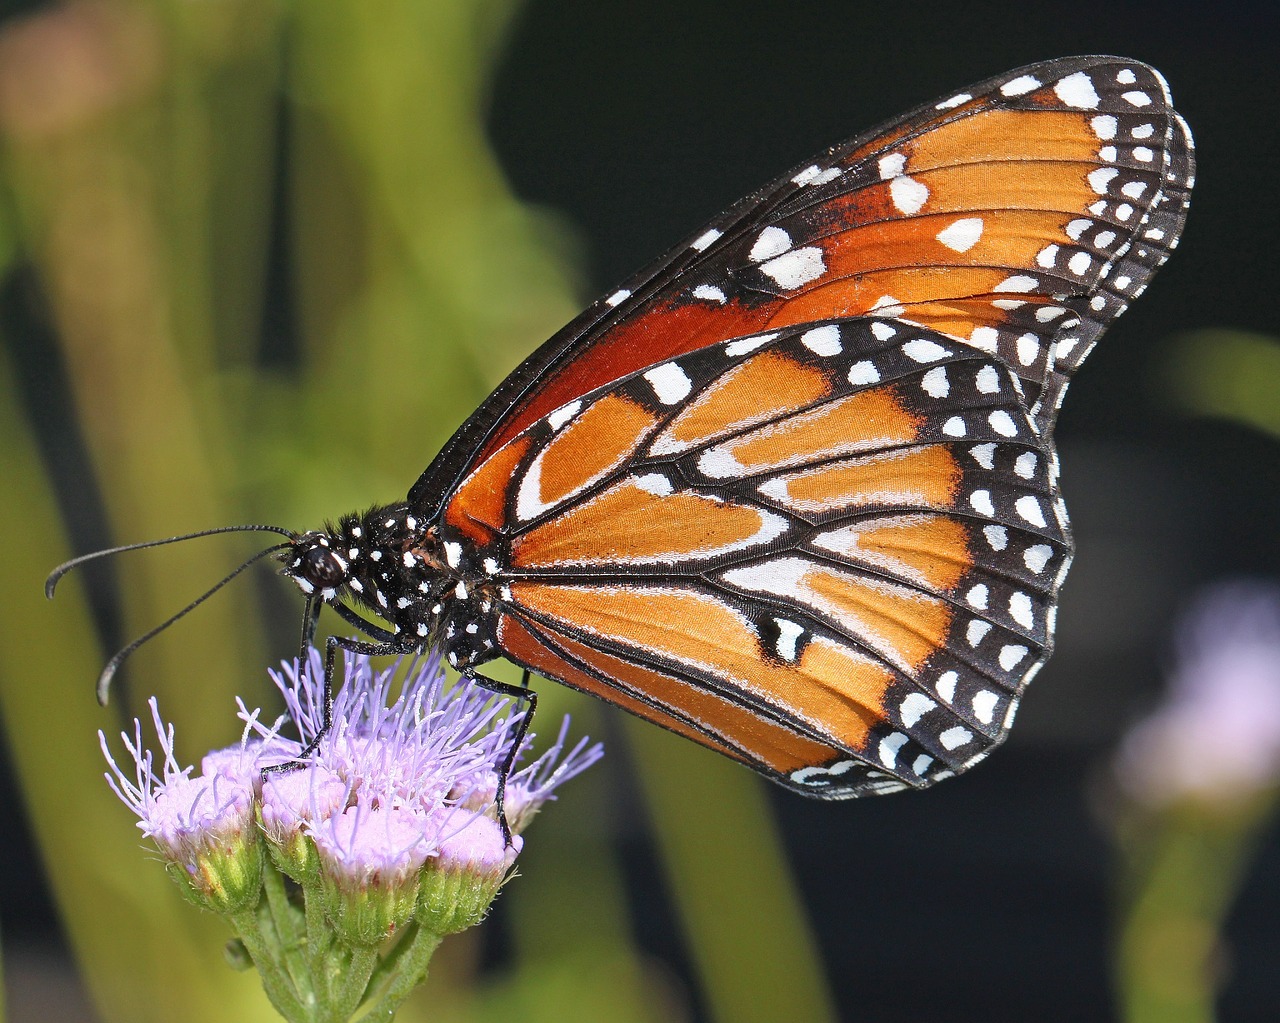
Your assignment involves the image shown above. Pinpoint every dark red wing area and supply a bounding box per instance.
[409,56,1193,517]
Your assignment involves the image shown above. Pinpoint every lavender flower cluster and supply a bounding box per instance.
[100,648,601,1020]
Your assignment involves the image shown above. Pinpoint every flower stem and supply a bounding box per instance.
[263,863,310,1000]
[229,908,308,1023]
[354,925,444,1023]
[330,944,379,1021]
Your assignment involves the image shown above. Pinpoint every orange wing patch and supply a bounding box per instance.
[511,475,787,569]
[695,386,922,480]
[445,435,530,544]
[649,348,832,456]
[809,514,973,594]
[722,557,953,675]
[514,394,657,523]
[757,446,962,515]
[507,582,893,751]
[497,612,846,776]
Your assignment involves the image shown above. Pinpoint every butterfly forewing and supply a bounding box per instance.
[402,56,1192,798]
[410,56,1193,520]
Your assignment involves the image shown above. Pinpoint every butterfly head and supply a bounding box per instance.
[284,530,353,600]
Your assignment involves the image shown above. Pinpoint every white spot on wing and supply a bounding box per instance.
[750,226,792,262]
[900,693,936,728]
[800,325,842,356]
[693,284,727,303]
[644,363,692,405]
[1009,591,1034,629]
[1023,544,1053,573]
[936,92,971,110]
[936,217,984,252]
[939,726,973,750]
[921,366,949,397]
[1000,74,1041,96]
[759,247,826,289]
[847,361,880,385]
[606,289,631,307]
[547,399,582,431]
[902,338,952,363]
[774,617,803,661]
[725,333,777,356]
[877,153,906,179]
[889,176,929,214]
[1054,71,1100,109]
[879,732,909,768]
[970,443,996,469]
[691,228,722,251]
[972,690,999,725]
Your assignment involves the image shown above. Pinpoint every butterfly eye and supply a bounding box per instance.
[299,545,347,587]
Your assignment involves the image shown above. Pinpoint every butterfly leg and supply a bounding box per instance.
[463,669,538,846]
[264,631,403,773]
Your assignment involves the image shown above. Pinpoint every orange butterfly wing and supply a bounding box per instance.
[421,56,1193,795]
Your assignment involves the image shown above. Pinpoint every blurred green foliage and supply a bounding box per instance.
[0,2,836,1021]
[1162,328,1280,440]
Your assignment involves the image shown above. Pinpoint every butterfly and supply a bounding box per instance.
[52,55,1193,826]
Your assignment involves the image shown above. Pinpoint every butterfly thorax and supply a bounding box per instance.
[281,503,500,670]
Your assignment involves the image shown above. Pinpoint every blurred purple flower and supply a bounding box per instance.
[1115,580,1280,806]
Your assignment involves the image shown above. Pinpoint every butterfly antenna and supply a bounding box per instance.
[92,541,292,705]
[45,524,296,599]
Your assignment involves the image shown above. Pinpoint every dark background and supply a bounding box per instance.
[5,1,1280,1020]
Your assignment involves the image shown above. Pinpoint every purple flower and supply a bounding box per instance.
[451,715,605,835]
[1115,580,1280,806]
[101,699,263,913]
[102,647,603,942]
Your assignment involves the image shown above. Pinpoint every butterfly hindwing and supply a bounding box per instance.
[444,319,1071,794]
